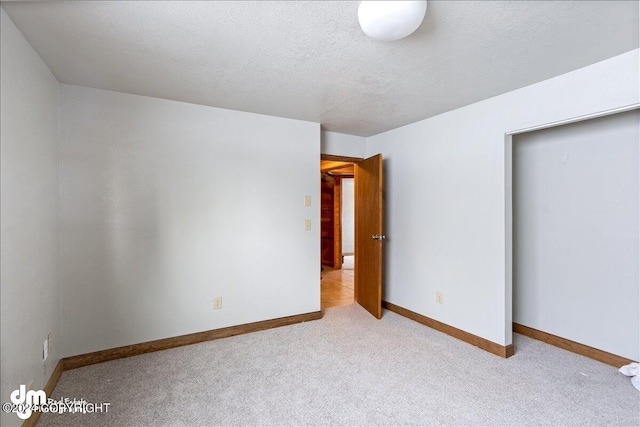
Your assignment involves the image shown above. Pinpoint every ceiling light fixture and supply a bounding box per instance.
[358,1,427,41]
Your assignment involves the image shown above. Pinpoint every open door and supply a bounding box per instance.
[355,154,383,319]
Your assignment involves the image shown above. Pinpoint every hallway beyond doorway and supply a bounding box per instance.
[321,255,354,309]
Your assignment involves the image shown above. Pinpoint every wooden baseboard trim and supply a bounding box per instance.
[383,301,514,358]
[21,360,64,427]
[20,310,321,425]
[19,310,321,425]
[513,323,635,367]
[63,311,323,370]
[44,360,65,396]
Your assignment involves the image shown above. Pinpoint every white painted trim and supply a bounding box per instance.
[504,134,513,346]
[506,103,640,136]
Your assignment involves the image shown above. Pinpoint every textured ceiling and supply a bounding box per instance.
[2,1,638,137]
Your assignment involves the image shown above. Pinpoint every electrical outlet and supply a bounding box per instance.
[43,337,49,361]
[304,195,311,207]
[304,219,311,231]
[436,291,443,304]
[213,297,222,310]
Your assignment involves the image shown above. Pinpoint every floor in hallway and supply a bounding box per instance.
[321,256,354,309]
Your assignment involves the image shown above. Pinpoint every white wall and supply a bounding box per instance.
[513,110,639,360]
[341,178,355,254]
[59,85,320,357]
[1,8,61,426]
[367,49,640,348]
[321,131,366,158]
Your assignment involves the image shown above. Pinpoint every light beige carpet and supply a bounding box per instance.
[37,304,639,426]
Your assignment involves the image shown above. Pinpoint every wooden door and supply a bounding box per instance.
[355,154,383,319]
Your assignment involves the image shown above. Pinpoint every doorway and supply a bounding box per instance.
[320,155,357,309]
[506,106,639,363]
[320,153,385,318]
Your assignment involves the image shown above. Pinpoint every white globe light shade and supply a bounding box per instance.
[358,1,427,41]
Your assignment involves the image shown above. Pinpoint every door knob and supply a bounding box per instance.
[372,234,386,240]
